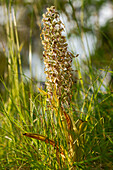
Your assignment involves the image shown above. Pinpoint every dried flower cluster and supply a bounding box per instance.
[41,6,75,108]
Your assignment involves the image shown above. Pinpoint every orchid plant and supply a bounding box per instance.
[24,6,87,169]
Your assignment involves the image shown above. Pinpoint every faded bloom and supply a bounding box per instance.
[41,6,75,108]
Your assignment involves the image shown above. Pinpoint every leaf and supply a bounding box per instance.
[75,119,87,131]
[38,88,47,96]
[19,42,24,52]
[23,133,65,158]
[63,111,73,130]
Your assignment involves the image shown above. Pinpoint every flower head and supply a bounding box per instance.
[41,6,75,108]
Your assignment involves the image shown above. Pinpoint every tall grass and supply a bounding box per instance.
[0,3,113,170]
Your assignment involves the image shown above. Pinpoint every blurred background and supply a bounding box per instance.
[0,0,113,93]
